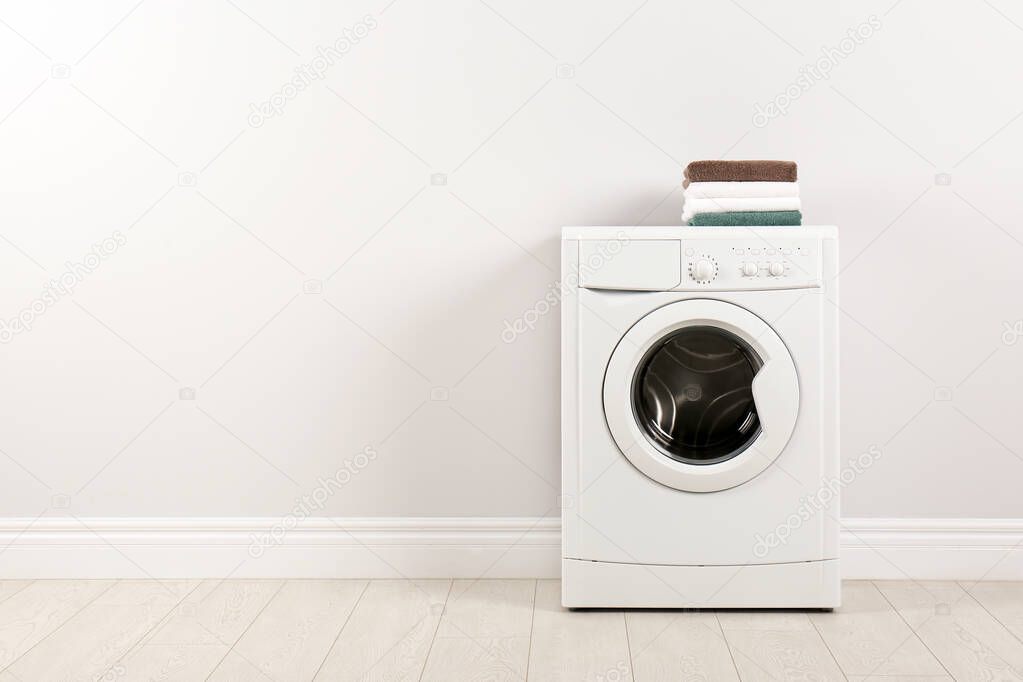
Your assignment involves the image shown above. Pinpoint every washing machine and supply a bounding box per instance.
[561,226,839,608]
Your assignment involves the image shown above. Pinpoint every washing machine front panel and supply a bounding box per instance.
[603,299,799,493]
[570,286,833,567]
[562,228,839,591]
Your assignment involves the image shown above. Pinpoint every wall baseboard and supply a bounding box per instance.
[841,518,1023,580]
[0,517,562,580]
[1,517,1021,580]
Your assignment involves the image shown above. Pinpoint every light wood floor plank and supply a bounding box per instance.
[207,650,276,681]
[147,579,283,646]
[811,581,946,676]
[528,580,633,681]
[438,579,535,638]
[722,629,846,681]
[847,676,952,681]
[0,582,32,607]
[110,580,282,680]
[963,581,1023,640]
[421,579,535,681]
[6,580,195,681]
[423,636,530,681]
[717,609,814,632]
[718,605,846,681]
[627,611,738,681]
[314,579,449,681]
[118,644,227,681]
[225,580,366,682]
[876,580,1023,681]
[0,579,115,669]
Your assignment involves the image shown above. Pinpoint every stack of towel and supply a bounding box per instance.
[682,160,801,226]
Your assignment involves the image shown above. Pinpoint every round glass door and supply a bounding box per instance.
[603,299,799,492]
[633,327,763,465]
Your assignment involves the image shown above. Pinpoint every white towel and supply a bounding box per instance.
[681,196,801,222]
[683,181,799,200]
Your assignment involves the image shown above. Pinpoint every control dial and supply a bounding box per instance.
[741,262,758,277]
[691,258,716,282]
[768,262,785,277]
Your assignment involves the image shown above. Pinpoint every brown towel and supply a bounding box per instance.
[683,160,797,186]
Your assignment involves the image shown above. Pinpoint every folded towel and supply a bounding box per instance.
[684,181,799,201]
[682,196,800,222]
[688,211,802,226]
[683,160,797,186]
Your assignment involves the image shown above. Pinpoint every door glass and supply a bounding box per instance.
[632,326,763,465]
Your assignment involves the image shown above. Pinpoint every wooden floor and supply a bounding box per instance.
[0,580,1021,680]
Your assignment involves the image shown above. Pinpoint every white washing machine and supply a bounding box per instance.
[561,226,839,608]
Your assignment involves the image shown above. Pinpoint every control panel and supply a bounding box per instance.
[574,231,829,292]
[680,239,819,290]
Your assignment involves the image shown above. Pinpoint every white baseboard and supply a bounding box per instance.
[0,517,562,580]
[841,518,1023,581]
[0,517,1021,580]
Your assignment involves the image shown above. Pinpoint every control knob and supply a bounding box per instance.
[692,259,715,282]
[768,262,785,277]
[741,262,758,277]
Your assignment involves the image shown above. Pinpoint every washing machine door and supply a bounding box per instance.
[603,299,799,492]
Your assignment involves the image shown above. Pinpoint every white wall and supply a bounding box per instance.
[1,0,1022,529]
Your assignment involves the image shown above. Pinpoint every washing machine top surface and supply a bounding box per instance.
[562,226,837,239]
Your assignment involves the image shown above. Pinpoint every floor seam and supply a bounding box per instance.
[524,579,538,681]
[0,579,120,674]
[622,609,636,681]
[99,579,205,680]
[713,612,744,681]
[204,579,286,682]
[956,581,1023,678]
[310,579,370,681]
[0,580,33,608]
[871,580,955,679]
[417,578,454,682]
[851,581,936,679]
[806,610,849,681]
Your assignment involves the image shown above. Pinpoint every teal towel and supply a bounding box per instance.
[688,210,802,226]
